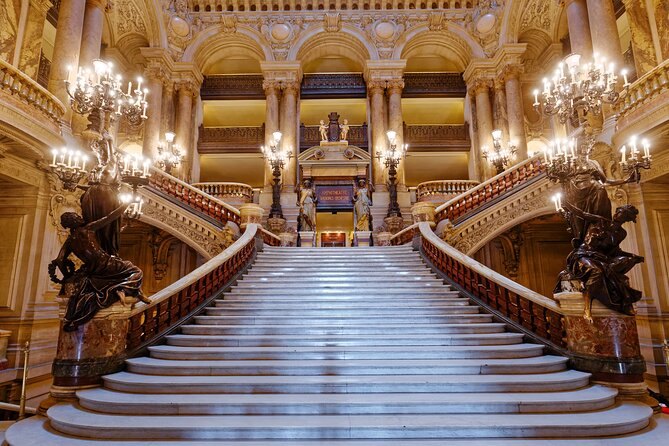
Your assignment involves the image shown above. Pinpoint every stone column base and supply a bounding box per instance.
[374,231,392,246]
[354,231,372,247]
[411,202,436,224]
[239,203,264,229]
[299,231,315,247]
[554,292,646,386]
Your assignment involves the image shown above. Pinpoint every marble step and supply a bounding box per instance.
[257,252,422,258]
[239,276,442,284]
[48,403,653,440]
[248,266,433,273]
[245,271,438,279]
[102,370,592,394]
[214,298,471,307]
[180,323,507,336]
[222,290,461,298]
[147,344,545,361]
[206,306,480,315]
[124,356,568,376]
[193,314,493,325]
[77,386,617,415]
[231,282,445,290]
[166,332,526,347]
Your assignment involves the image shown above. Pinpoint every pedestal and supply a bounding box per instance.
[555,292,646,396]
[280,231,297,247]
[374,231,392,246]
[411,202,436,224]
[299,231,315,247]
[384,215,405,234]
[267,217,286,234]
[239,203,264,229]
[354,231,372,247]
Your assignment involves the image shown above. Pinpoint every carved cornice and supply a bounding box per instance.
[198,125,265,154]
[403,73,466,98]
[301,73,366,99]
[201,75,265,99]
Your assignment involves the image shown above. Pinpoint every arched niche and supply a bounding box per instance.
[290,26,376,68]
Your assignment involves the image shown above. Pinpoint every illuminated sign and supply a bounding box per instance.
[315,185,353,210]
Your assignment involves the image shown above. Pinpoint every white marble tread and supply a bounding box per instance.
[45,402,653,440]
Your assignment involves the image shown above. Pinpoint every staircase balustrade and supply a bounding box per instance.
[192,182,255,204]
[617,58,669,121]
[127,223,260,354]
[417,222,567,351]
[416,180,480,203]
[148,167,241,227]
[389,223,419,246]
[260,227,282,246]
[435,156,545,225]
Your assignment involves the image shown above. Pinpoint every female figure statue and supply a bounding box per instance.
[353,178,372,231]
[51,204,150,331]
[297,179,317,231]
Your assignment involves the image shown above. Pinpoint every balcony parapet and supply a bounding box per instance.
[192,182,255,205]
[0,59,65,148]
[404,124,470,152]
[416,180,479,203]
[615,59,669,143]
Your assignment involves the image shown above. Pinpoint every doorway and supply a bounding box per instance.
[317,211,354,247]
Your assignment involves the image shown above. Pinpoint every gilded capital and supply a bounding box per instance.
[280,81,300,95]
[499,64,523,82]
[468,77,493,96]
[262,80,282,95]
[387,79,405,94]
[367,80,386,95]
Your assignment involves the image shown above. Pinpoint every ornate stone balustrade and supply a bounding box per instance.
[416,179,479,203]
[201,75,265,100]
[434,155,545,225]
[418,222,567,349]
[126,224,260,354]
[148,167,241,227]
[198,125,265,154]
[192,182,255,205]
[191,0,475,12]
[404,124,470,151]
[616,59,669,143]
[260,227,282,246]
[0,58,65,148]
[389,223,419,246]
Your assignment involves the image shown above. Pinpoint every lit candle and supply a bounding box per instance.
[127,81,132,95]
[67,150,73,167]
[542,148,548,163]
[143,160,150,177]
[630,136,638,157]
[620,146,627,164]
[533,89,539,106]
[552,194,560,212]
[141,101,148,119]
[136,77,142,92]
[559,63,565,78]
[59,147,67,165]
[642,139,650,158]
[82,156,88,172]
[570,140,576,159]
[117,99,122,114]
[50,149,57,166]
[622,69,629,87]
[543,78,550,94]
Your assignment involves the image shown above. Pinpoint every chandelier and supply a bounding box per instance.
[533,53,626,127]
[376,130,407,218]
[49,147,89,191]
[482,129,516,174]
[261,131,292,219]
[156,132,183,175]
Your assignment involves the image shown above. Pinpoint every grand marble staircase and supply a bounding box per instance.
[6,245,652,444]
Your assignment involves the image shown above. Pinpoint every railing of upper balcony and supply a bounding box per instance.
[148,167,241,227]
[417,222,567,351]
[416,180,480,203]
[617,58,669,121]
[0,58,65,126]
[190,0,475,12]
[434,155,545,225]
[192,182,255,205]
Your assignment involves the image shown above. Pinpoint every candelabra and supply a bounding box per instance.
[156,132,183,175]
[48,147,89,191]
[118,153,150,220]
[376,130,407,218]
[533,53,627,129]
[261,131,292,219]
[482,129,517,174]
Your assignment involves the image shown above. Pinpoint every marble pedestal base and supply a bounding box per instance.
[299,231,315,247]
[267,217,286,234]
[354,231,372,247]
[374,231,392,246]
[280,231,297,247]
[555,292,646,390]
[384,216,405,234]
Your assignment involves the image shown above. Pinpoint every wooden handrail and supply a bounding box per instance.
[434,155,545,225]
[389,223,420,246]
[418,222,567,349]
[126,223,260,353]
[260,227,282,246]
[148,167,241,226]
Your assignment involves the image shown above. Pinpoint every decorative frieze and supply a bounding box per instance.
[201,75,265,99]
[404,124,470,151]
[198,125,265,154]
[403,73,466,98]
[300,73,366,98]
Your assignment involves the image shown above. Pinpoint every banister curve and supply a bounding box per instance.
[418,222,562,313]
[129,223,259,318]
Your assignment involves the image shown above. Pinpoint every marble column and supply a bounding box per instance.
[17,0,52,80]
[279,81,299,188]
[368,80,387,189]
[78,0,106,69]
[492,79,508,137]
[654,0,669,62]
[473,79,494,179]
[387,78,405,187]
[48,0,87,121]
[565,0,593,58]
[263,80,281,190]
[586,0,622,64]
[142,66,165,161]
[504,66,528,160]
[174,80,197,181]
[161,81,175,135]
[623,0,659,76]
